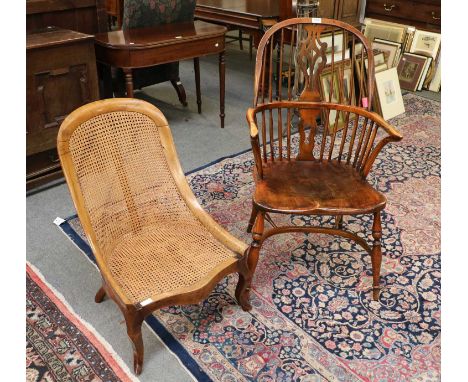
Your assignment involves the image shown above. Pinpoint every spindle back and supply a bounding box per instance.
[247,101,402,180]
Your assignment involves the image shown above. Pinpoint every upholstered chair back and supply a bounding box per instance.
[123,0,196,29]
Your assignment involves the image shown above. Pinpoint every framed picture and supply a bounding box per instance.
[372,38,402,67]
[429,53,441,92]
[410,30,441,59]
[396,53,427,91]
[364,19,407,44]
[319,61,356,132]
[417,56,432,91]
[365,52,386,70]
[375,67,405,120]
[375,63,388,73]
[320,61,356,104]
[320,32,344,54]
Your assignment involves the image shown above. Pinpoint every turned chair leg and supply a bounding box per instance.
[95,286,106,303]
[237,212,265,309]
[370,210,383,301]
[334,215,343,229]
[125,312,145,375]
[238,30,244,50]
[247,204,258,233]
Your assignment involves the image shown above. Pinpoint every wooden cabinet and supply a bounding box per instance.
[27,27,99,189]
[365,0,440,32]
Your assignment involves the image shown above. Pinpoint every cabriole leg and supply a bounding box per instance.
[237,212,265,309]
[125,311,145,375]
[371,210,383,301]
[235,252,253,311]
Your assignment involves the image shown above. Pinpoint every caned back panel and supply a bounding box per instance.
[67,111,195,257]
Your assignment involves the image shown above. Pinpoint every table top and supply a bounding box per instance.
[196,0,279,18]
[94,20,227,49]
[27,26,93,50]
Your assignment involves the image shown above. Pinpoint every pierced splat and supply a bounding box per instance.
[295,25,328,160]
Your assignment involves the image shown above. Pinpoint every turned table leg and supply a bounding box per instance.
[123,68,134,98]
[194,57,202,114]
[219,51,225,128]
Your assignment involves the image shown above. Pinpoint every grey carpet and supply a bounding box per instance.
[26,42,440,381]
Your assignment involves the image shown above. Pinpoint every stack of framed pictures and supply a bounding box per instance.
[354,49,405,121]
[363,18,442,93]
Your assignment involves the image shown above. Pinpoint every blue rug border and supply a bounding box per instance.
[58,217,213,382]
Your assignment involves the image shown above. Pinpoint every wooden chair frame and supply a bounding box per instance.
[246,18,403,302]
[57,99,253,374]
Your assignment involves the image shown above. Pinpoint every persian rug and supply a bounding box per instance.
[26,263,137,382]
[56,93,440,381]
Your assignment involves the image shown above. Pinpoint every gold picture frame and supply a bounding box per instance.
[319,60,356,132]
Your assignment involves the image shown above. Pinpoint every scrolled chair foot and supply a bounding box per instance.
[235,273,253,311]
[95,286,106,303]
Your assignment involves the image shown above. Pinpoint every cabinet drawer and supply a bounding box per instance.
[367,0,441,27]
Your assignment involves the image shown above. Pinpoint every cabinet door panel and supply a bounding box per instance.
[338,0,362,23]
[317,0,336,18]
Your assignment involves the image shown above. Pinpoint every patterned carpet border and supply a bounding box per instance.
[26,263,137,382]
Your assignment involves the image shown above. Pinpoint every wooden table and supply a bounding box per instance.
[195,0,279,44]
[94,21,228,128]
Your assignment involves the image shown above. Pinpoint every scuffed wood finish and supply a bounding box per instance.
[94,21,227,127]
[246,18,403,301]
[57,98,252,374]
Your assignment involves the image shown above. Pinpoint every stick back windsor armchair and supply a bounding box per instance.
[57,98,252,374]
[246,18,403,301]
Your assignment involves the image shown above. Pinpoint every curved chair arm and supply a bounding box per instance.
[246,101,402,178]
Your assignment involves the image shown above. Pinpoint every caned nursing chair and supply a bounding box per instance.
[246,18,403,301]
[57,98,253,374]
